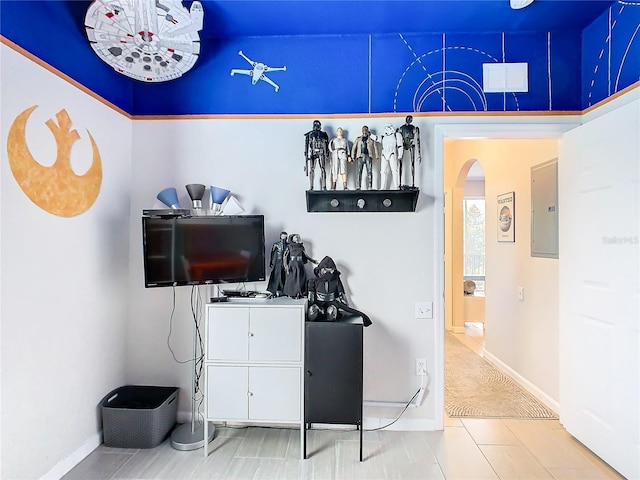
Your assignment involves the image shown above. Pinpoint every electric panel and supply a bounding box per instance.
[531,159,559,258]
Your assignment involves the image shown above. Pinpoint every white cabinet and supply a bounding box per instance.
[206,303,302,363]
[203,298,306,457]
[205,365,300,421]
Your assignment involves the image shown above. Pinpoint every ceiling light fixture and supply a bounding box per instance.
[510,0,534,9]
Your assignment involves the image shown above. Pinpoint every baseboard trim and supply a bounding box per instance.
[483,350,560,415]
[451,326,466,334]
[40,431,102,480]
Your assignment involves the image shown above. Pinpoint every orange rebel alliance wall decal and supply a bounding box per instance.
[7,106,102,217]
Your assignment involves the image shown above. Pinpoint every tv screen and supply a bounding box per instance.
[142,215,266,288]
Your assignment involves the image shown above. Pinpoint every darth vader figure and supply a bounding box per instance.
[304,120,330,190]
[307,256,372,326]
[266,231,288,296]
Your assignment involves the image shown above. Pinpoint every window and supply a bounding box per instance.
[463,197,485,295]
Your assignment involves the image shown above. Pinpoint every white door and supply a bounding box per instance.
[559,99,639,479]
[206,365,249,420]
[248,366,301,421]
[206,306,250,361]
[249,307,302,362]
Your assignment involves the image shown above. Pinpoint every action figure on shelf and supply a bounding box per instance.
[378,123,404,190]
[328,127,350,190]
[304,120,330,190]
[307,256,372,326]
[350,125,379,190]
[266,231,288,297]
[283,233,316,298]
[397,115,421,188]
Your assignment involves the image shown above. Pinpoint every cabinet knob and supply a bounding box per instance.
[249,332,254,337]
[306,370,312,376]
[247,391,253,396]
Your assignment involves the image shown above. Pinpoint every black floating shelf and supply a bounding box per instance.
[306,188,419,213]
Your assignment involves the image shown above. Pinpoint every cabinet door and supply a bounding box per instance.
[206,365,248,420]
[249,308,302,362]
[249,366,301,422]
[305,323,363,424]
[207,307,250,361]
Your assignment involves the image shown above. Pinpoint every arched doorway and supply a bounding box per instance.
[444,157,485,335]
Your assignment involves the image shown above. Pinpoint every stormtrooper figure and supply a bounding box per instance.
[304,120,330,190]
[378,123,404,190]
[397,115,421,188]
[328,127,350,190]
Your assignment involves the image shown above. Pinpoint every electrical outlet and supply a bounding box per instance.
[415,301,433,319]
[416,358,427,376]
[517,287,524,301]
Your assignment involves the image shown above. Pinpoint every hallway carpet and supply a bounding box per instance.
[445,332,558,419]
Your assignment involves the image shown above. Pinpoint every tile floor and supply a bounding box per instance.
[63,323,624,479]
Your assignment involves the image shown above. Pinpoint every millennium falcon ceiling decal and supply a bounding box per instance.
[84,0,204,82]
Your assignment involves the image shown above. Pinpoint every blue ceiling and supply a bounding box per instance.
[207,0,615,36]
[57,0,614,38]
[3,0,633,116]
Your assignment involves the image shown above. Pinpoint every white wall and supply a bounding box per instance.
[1,44,132,479]
[444,139,561,408]
[126,118,442,428]
[464,179,485,197]
[124,118,581,429]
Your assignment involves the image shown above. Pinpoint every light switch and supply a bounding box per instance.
[415,301,433,319]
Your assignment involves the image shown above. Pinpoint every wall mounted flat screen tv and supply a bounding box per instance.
[142,215,265,288]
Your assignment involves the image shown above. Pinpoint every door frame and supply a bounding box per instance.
[432,120,579,430]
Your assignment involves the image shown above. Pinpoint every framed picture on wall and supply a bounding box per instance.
[497,192,515,242]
